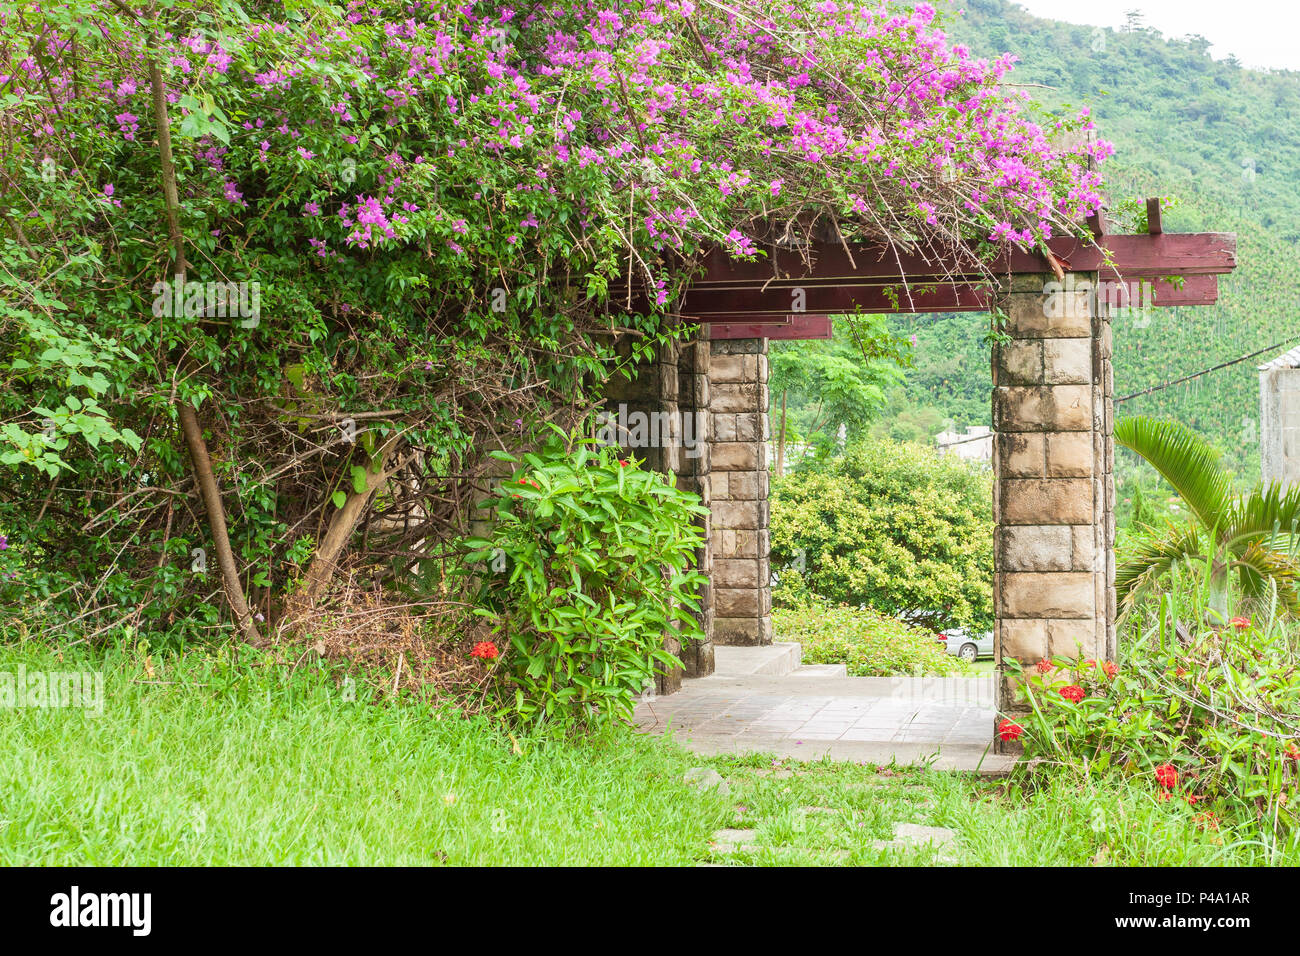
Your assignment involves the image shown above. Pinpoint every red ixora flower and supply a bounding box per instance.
[618,459,629,467]
[1155,763,1178,790]
[997,719,1024,742]
[1060,684,1086,703]
[470,641,499,661]
[1285,741,1300,763]
[1229,616,1251,630]
[1101,660,1118,679]
[1035,659,1053,674]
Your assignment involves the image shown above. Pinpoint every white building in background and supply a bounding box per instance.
[1260,346,1300,488]
[935,425,992,462]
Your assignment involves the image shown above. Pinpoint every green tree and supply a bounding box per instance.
[771,439,993,630]
[768,316,910,475]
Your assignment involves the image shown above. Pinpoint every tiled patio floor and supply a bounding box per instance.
[635,672,1014,772]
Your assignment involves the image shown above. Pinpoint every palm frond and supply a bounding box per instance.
[1232,541,1300,617]
[1116,521,1205,614]
[1227,479,1300,547]
[1114,416,1234,535]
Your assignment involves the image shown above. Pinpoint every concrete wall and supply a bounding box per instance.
[1260,365,1300,488]
[993,273,1116,748]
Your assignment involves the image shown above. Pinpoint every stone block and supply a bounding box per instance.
[998,433,1044,477]
[1047,619,1098,659]
[997,525,1072,572]
[713,413,738,443]
[997,619,1048,661]
[1000,478,1095,525]
[999,572,1095,619]
[1046,431,1093,477]
[734,412,766,442]
[713,615,772,646]
[997,341,1043,385]
[724,471,761,500]
[1008,274,1051,294]
[713,500,760,530]
[683,639,715,678]
[710,383,762,414]
[1044,338,1093,384]
[711,442,764,471]
[1005,291,1093,338]
[715,587,762,617]
[714,558,761,589]
[995,385,1093,432]
[658,362,679,399]
[1071,525,1097,571]
[711,338,764,355]
[710,352,757,384]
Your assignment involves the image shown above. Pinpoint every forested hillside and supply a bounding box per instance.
[887,0,1300,478]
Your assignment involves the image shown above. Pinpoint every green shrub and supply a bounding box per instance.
[771,439,993,629]
[465,429,708,726]
[773,598,969,677]
[1007,564,1300,844]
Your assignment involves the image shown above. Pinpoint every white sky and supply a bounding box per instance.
[1007,0,1300,72]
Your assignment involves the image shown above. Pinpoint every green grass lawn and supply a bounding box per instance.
[1,642,1291,865]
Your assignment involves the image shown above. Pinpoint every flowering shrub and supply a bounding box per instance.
[464,430,708,725]
[0,0,1106,644]
[1007,616,1300,836]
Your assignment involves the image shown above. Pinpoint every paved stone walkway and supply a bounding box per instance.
[635,657,1013,772]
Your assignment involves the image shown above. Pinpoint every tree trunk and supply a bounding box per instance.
[302,431,405,603]
[149,53,258,643]
[178,404,260,643]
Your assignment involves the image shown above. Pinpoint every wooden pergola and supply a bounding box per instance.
[627,202,1238,738]
[674,201,1236,337]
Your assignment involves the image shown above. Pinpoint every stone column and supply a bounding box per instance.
[993,273,1115,743]
[674,337,716,679]
[708,337,772,646]
[600,333,715,691]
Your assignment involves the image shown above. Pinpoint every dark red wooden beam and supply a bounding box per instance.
[683,282,992,316]
[705,314,832,340]
[680,273,1220,316]
[1146,198,1163,235]
[691,232,1236,286]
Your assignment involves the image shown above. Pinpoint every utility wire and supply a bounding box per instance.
[1115,334,1300,404]
[925,335,1300,448]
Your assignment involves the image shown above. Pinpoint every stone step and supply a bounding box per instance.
[690,672,997,706]
[711,642,802,677]
[791,663,849,678]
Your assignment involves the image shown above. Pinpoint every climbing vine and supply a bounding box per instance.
[0,0,1108,643]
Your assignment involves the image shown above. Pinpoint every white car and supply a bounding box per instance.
[938,627,994,662]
